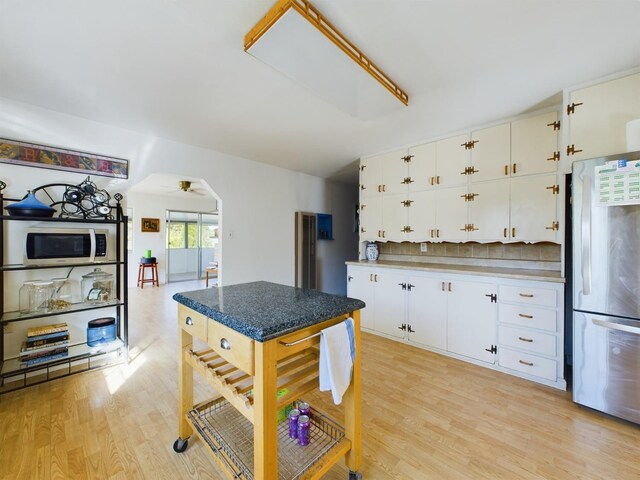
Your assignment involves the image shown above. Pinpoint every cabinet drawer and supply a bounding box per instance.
[178,305,207,342]
[499,285,557,307]
[499,304,557,332]
[208,319,255,376]
[498,325,556,357]
[499,348,557,382]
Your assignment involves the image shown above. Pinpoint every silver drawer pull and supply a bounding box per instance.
[518,313,533,319]
[519,360,534,366]
[220,338,231,350]
[518,336,533,343]
[519,293,534,298]
[185,317,194,326]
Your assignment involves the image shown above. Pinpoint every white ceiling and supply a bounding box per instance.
[1,0,639,184]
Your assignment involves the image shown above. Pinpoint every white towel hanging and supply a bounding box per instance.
[319,317,355,405]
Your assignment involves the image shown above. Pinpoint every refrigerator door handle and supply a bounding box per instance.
[592,318,640,335]
[581,174,592,295]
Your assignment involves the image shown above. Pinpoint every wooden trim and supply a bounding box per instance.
[343,309,362,470]
[244,0,409,106]
[178,328,194,440]
[253,338,279,479]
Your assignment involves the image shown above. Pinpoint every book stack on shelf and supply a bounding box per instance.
[20,323,70,367]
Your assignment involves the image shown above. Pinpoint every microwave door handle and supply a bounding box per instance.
[581,174,592,295]
[89,229,96,263]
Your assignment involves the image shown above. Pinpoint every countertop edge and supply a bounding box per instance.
[345,260,565,283]
[173,291,366,342]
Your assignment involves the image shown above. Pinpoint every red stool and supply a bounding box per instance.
[137,262,159,288]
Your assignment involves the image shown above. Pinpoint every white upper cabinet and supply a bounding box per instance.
[359,196,382,241]
[468,179,510,242]
[360,148,409,198]
[407,142,436,192]
[436,186,469,242]
[435,134,471,188]
[565,72,640,164]
[382,193,409,242]
[510,174,560,242]
[511,111,560,176]
[469,123,511,183]
[407,190,437,242]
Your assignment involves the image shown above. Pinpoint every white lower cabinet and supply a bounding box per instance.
[347,264,566,389]
[446,280,497,363]
[406,276,447,350]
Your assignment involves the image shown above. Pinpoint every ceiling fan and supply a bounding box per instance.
[168,180,206,196]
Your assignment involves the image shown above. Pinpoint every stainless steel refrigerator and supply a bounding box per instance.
[572,151,640,424]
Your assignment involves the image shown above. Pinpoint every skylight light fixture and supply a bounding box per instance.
[244,0,409,119]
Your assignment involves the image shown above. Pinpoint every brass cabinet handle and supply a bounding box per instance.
[448,282,452,292]
[512,163,517,174]
[504,165,509,176]
[220,338,231,350]
[436,229,440,238]
[383,185,386,192]
[512,227,516,238]
[518,313,533,319]
[441,281,445,291]
[547,151,560,162]
[519,360,534,367]
[185,317,194,326]
[430,176,435,186]
[374,274,378,282]
[518,337,534,343]
[519,293,534,298]
[369,274,373,281]
[503,227,507,238]
[436,176,440,184]
[382,231,386,238]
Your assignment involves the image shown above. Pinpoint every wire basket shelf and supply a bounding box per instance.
[188,397,346,480]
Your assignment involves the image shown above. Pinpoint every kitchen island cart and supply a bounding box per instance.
[173,281,364,479]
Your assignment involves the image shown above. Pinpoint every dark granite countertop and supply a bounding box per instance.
[173,281,366,342]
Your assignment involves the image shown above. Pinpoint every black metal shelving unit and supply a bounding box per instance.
[0,187,129,394]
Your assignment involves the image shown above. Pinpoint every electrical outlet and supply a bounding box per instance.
[420,242,427,253]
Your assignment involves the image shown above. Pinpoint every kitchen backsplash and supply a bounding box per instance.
[377,241,562,271]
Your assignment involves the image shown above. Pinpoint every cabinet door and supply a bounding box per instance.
[567,72,640,162]
[408,142,436,192]
[470,123,511,183]
[407,190,437,242]
[510,174,559,242]
[435,186,469,242]
[359,196,383,241]
[373,271,406,339]
[447,280,497,364]
[360,155,382,198]
[407,276,447,350]
[511,111,559,176]
[468,179,510,242]
[382,193,408,242]
[435,134,470,188]
[381,149,409,195]
[347,267,375,330]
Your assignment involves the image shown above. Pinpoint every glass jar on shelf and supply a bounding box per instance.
[81,268,114,305]
[49,278,72,311]
[31,281,54,314]
[19,280,41,314]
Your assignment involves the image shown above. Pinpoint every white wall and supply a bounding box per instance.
[0,96,359,295]
[126,190,217,285]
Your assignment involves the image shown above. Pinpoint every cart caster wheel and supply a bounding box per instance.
[173,438,188,453]
[349,471,362,480]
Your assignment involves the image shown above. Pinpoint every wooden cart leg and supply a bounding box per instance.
[253,338,279,479]
[344,310,362,472]
[178,327,194,441]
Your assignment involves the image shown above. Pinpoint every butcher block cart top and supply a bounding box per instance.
[172,281,365,480]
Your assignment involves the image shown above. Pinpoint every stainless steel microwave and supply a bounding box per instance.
[25,228,113,265]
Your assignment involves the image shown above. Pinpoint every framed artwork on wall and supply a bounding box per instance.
[141,218,160,233]
[0,137,129,179]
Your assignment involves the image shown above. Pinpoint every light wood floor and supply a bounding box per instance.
[1,280,638,479]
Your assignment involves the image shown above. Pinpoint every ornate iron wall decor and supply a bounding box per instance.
[2,176,124,220]
[0,137,128,179]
